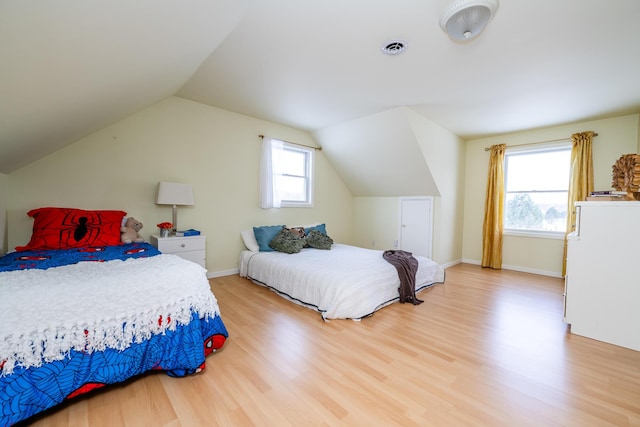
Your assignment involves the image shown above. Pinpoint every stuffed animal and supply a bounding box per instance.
[121,217,145,244]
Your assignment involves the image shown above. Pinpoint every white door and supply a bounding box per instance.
[399,197,433,258]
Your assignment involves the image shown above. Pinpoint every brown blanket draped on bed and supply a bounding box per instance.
[382,250,424,305]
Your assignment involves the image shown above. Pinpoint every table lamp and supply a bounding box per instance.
[156,182,194,235]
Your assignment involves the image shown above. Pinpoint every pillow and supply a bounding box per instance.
[288,222,320,229]
[269,228,306,254]
[304,223,327,236]
[240,229,260,252]
[253,225,285,252]
[16,207,126,251]
[305,229,334,250]
[286,226,306,238]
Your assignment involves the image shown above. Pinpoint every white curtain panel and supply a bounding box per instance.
[259,136,284,209]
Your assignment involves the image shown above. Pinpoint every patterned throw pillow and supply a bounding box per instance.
[286,227,306,238]
[15,207,126,251]
[305,230,333,250]
[269,228,306,254]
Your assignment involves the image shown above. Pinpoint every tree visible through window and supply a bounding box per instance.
[504,145,570,234]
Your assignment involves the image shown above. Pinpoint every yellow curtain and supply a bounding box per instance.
[562,131,594,276]
[481,144,506,269]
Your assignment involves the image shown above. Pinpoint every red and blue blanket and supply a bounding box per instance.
[0,242,160,272]
[0,243,228,426]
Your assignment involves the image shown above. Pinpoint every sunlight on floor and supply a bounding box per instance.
[487,287,568,389]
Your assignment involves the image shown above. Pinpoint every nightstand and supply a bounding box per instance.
[150,234,206,268]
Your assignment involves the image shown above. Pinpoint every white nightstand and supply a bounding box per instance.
[150,234,206,269]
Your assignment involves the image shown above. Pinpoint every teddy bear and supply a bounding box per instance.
[121,217,145,244]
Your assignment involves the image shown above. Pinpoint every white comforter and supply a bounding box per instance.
[239,244,445,320]
[0,254,219,376]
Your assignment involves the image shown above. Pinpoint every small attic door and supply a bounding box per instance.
[399,197,433,259]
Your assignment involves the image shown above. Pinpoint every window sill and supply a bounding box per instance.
[280,202,313,208]
[503,230,565,240]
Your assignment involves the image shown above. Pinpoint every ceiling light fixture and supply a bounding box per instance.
[381,40,407,56]
[439,0,499,42]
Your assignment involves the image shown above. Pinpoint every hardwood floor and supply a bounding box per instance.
[25,264,640,426]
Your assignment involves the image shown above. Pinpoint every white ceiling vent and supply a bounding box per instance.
[381,40,407,56]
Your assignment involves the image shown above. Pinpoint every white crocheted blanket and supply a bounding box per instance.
[0,254,220,376]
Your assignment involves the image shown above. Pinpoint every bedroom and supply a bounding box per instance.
[4,102,638,275]
[2,1,640,273]
[2,0,640,425]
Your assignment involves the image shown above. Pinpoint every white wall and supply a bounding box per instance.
[313,108,439,197]
[353,197,399,250]
[352,109,466,267]
[637,114,640,151]
[7,96,354,275]
[407,108,466,267]
[462,114,639,277]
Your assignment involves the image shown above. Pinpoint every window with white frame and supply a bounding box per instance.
[276,143,314,207]
[504,144,571,236]
[261,138,314,208]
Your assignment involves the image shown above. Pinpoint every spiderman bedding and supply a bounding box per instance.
[0,243,228,426]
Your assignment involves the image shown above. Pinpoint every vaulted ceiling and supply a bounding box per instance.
[2,0,640,175]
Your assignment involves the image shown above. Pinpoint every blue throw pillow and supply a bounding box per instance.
[304,223,327,236]
[253,225,285,252]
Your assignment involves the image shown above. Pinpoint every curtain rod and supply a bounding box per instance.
[258,134,322,151]
[483,133,598,151]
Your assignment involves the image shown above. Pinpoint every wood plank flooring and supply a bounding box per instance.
[23,263,640,426]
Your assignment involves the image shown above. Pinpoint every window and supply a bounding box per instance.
[276,143,314,207]
[504,144,570,236]
[260,137,314,208]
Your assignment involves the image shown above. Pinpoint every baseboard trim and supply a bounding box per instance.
[207,261,563,280]
[207,268,239,279]
[461,259,563,278]
[440,259,462,269]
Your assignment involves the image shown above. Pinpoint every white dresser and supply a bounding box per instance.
[150,234,206,269]
[564,201,640,351]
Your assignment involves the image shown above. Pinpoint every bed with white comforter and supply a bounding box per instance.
[239,243,445,320]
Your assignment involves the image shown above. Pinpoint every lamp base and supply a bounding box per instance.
[172,204,178,235]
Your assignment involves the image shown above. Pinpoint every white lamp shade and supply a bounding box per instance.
[440,0,499,41]
[156,182,194,206]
